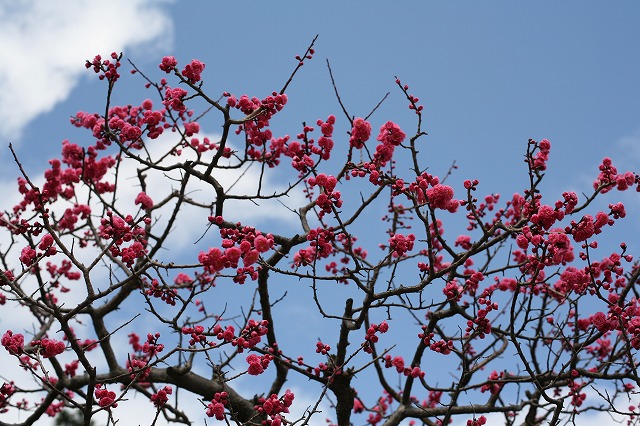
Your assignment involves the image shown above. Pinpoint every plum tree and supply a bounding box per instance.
[1,38,640,426]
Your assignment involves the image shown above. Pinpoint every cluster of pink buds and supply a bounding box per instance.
[94,384,118,409]
[395,77,424,115]
[363,321,389,353]
[255,389,295,426]
[150,386,173,408]
[86,52,121,82]
[246,353,273,375]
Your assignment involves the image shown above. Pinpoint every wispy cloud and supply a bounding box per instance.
[0,0,174,140]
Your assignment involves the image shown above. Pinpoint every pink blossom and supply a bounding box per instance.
[150,386,172,408]
[199,248,225,273]
[159,56,178,73]
[184,121,200,136]
[36,338,65,358]
[455,235,472,250]
[174,273,193,285]
[546,232,575,265]
[376,121,406,146]
[135,192,154,210]
[94,384,118,409]
[388,233,415,257]
[163,87,188,112]
[570,215,595,242]
[349,118,372,149]
[531,205,562,230]
[516,234,529,250]
[19,247,37,266]
[225,247,242,265]
[254,235,272,253]
[1,331,24,355]
[616,171,635,191]
[246,354,265,375]
[206,400,226,419]
[38,234,54,250]
[182,59,206,83]
[592,312,608,331]
[426,184,454,210]
[243,249,260,267]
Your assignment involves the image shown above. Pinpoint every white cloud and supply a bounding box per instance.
[0,0,174,140]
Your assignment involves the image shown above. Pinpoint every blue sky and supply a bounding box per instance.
[1,2,640,425]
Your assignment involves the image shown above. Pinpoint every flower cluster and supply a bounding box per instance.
[467,416,488,426]
[159,56,178,73]
[190,135,232,156]
[387,232,415,257]
[206,392,228,420]
[530,204,564,231]
[307,174,342,219]
[134,192,154,210]
[372,121,406,167]
[466,298,497,339]
[234,319,269,351]
[553,266,590,298]
[13,141,115,215]
[1,331,24,355]
[349,117,372,149]
[99,212,149,266]
[86,52,121,82]
[363,321,389,353]
[127,333,164,383]
[254,389,295,426]
[227,92,292,166]
[75,98,167,146]
[182,59,205,84]
[395,78,424,115]
[57,204,91,231]
[150,386,173,408]
[565,212,615,243]
[262,115,338,173]
[593,157,638,193]
[315,341,331,355]
[182,325,207,347]
[185,319,268,352]
[0,382,16,413]
[382,355,425,378]
[145,278,178,306]
[426,184,457,211]
[527,138,551,171]
[64,360,79,377]
[429,339,454,355]
[316,115,336,160]
[480,370,504,394]
[31,338,65,358]
[199,220,274,283]
[246,353,273,375]
[163,87,189,113]
[94,384,118,409]
[443,281,463,301]
[293,227,335,266]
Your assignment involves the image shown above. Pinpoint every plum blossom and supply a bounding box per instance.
[426,184,455,210]
[159,56,178,73]
[349,118,372,149]
[1,331,24,355]
[182,59,206,83]
[135,192,154,210]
